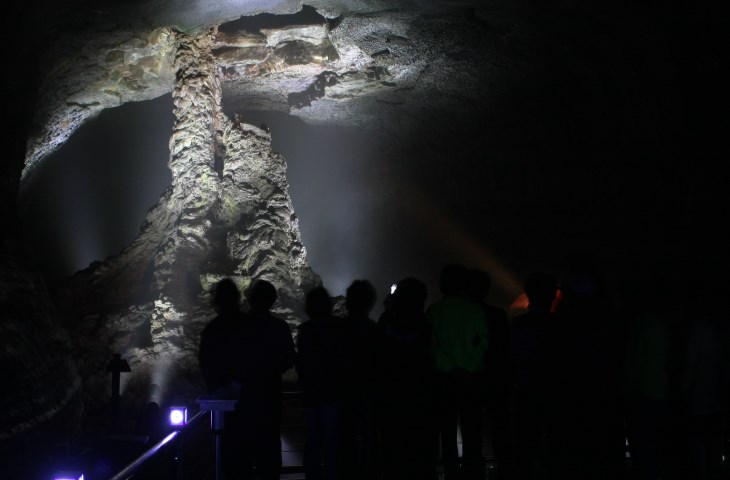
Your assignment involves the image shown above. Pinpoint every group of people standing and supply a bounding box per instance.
[198,259,730,480]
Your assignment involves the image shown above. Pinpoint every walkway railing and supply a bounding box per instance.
[106,409,207,480]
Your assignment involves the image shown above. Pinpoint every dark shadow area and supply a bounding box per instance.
[18,94,174,285]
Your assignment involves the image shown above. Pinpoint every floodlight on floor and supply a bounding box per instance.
[53,471,84,480]
[169,406,188,428]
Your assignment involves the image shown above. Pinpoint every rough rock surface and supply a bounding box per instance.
[14,3,508,429]
[4,2,725,475]
[5,0,529,445]
[51,28,320,421]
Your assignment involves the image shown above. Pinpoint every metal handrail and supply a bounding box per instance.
[107,410,207,480]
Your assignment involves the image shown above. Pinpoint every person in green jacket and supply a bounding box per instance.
[426,264,489,480]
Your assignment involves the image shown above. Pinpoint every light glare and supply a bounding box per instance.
[54,472,84,480]
[169,407,187,426]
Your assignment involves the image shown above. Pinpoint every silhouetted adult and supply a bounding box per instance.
[620,269,674,480]
[238,279,297,480]
[465,268,511,479]
[342,279,380,480]
[198,278,248,478]
[682,279,730,480]
[198,278,296,480]
[296,286,352,480]
[376,277,438,480]
[509,272,559,480]
[544,269,625,480]
[427,264,489,480]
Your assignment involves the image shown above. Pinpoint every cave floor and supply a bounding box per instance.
[36,390,727,479]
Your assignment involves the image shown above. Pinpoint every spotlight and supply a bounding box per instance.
[54,471,84,480]
[390,283,397,294]
[169,406,188,427]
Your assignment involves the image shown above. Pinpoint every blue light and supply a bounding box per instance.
[169,406,187,427]
[54,471,84,480]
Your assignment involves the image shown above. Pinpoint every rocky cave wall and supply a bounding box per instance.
[49,25,323,424]
[9,1,505,437]
[4,1,726,470]
[0,0,623,445]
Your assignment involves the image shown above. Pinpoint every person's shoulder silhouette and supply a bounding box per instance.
[345,279,378,340]
[199,278,245,394]
[243,279,296,376]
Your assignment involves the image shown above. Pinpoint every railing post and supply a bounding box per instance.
[197,397,237,480]
[105,353,131,432]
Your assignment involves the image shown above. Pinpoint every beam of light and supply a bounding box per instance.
[402,182,524,304]
[150,361,171,406]
[54,472,84,480]
[107,431,180,480]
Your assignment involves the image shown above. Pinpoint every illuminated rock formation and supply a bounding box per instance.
[4,2,504,445]
[51,28,320,416]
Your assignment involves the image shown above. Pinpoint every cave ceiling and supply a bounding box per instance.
[23,0,505,183]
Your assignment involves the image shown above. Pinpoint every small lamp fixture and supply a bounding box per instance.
[54,471,84,480]
[169,406,188,427]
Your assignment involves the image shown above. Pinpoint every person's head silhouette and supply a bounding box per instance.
[346,279,377,316]
[213,278,241,314]
[465,268,492,302]
[439,263,469,297]
[305,286,333,319]
[393,276,428,314]
[247,279,278,312]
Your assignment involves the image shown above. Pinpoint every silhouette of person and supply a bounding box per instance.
[620,268,674,480]
[199,278,246,397]
[544,266,625,480]
[296,285,352,480]
[199,278,248,478]
[465,267,511,478]
[682,278,730,480]
[198,278,296,480]
[509,272,559,480]
[238,279,297,480]
[427,264,489,480]
[376,277,438,480]
[342,279,380,480]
